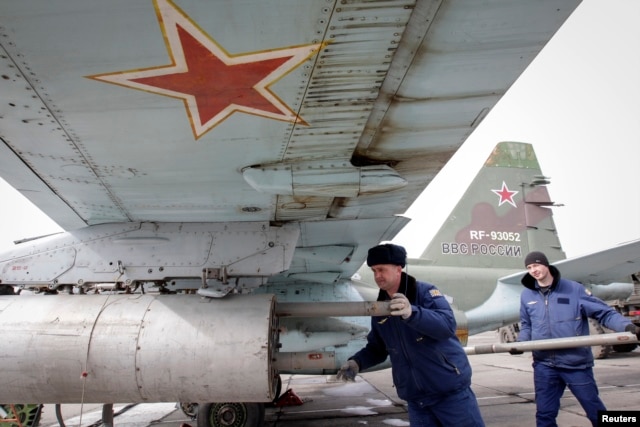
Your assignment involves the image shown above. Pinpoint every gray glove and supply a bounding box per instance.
[336,359,359,382]
[390,293,412,319]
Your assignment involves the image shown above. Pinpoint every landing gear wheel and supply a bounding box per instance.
[197,402,264,427]
[612,343,638,353]
[0,404,43,427]
[588,318,611,359]
[498,324,519,343]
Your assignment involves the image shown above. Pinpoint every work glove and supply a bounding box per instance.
[624,323,640,341]
[508,348,524,355]
[336,359,359,382]
[389,293,412,319]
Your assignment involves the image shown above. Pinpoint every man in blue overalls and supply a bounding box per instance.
[337,243,485,426]
[517,251,639,427]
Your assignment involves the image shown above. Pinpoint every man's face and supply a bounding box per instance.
[370,263,402,294]
[526,263,551,285]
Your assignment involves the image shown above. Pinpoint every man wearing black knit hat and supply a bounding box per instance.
[516,250,640,427]
[337,243,485,426]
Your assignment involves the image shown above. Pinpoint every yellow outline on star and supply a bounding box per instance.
[88,0,325,139]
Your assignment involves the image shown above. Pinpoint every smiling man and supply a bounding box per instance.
[517,251,640,427]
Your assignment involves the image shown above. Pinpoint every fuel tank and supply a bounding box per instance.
[0,293,278,403]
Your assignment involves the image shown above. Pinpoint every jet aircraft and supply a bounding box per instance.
[356,141,640,346]
[0,1,623,427]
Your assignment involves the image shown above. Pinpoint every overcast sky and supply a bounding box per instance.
[395,0,640,258]
[1,0,639,259]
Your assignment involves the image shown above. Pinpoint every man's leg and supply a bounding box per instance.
[407,400,441,427]
[408,388,484,427]
[533,363,566,427]
[434,387,485,427]
[561,367,606,427]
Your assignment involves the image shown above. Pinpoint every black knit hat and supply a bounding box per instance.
[367,244,407,267]
[524,251,549,267]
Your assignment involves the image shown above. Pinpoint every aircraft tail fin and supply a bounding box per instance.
[418,141,566,269]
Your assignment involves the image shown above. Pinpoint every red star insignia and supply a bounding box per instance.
[491,181,519,207]
[88,0,324,139]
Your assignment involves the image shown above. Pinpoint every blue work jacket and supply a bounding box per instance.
[350,273,472,403]
[519,265,631,369]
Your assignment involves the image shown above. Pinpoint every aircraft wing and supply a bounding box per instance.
[0,0,580,283]
[0,1,590,406]
[500,239,640,286]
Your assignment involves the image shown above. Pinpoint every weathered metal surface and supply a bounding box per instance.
[0,0,584,406]
[0,0,580,288]
[0,222,299,294]
[0,294,277,403]
[0,0,580,229]
[243,162,406,197]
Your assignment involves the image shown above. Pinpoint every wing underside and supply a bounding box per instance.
[0,0,581,282]
[0,0,588,404]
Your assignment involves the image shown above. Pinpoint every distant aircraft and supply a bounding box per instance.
[0,1,604,427]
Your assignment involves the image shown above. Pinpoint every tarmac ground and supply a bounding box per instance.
[33,331,640,427]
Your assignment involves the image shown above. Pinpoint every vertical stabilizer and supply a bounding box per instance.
[419,142,566,269]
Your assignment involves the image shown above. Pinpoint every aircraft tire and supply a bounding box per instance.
[0,404,42,427]
[197,402,264,427]
[498,324,519,343]
[612,343,638,353]
[588,318,611,360]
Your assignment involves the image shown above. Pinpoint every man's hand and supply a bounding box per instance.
[336,359,359,382]
[389,293,412,319]
[625,323,640,341]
